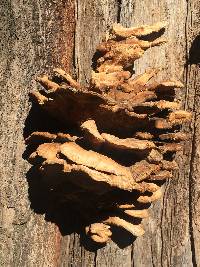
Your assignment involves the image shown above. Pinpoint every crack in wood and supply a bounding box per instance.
[184,1,198,265]
[188,75,198,267]
[117,0,122,23]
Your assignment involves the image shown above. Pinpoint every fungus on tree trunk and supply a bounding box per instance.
[27,22,191,244]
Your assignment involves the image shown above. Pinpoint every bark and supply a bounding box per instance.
[0,0,199,267]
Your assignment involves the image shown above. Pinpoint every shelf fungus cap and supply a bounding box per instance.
[27,21,191,244]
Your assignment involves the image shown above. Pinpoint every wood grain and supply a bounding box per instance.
[1,0,199,266]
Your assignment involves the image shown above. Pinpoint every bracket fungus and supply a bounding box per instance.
[27,22,191,244]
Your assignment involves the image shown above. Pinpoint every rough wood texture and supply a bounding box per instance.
[0,1,199,266]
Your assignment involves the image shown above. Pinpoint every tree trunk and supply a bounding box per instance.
[1,0,200,266]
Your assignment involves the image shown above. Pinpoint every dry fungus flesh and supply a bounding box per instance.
[28,22,191,244]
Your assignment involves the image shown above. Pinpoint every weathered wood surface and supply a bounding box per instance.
[1,0,199,266]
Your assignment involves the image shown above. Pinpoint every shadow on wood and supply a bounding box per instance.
[23,104,146,251]
[188,35,200,65]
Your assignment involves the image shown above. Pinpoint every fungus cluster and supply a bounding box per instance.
[27,22,191,244]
